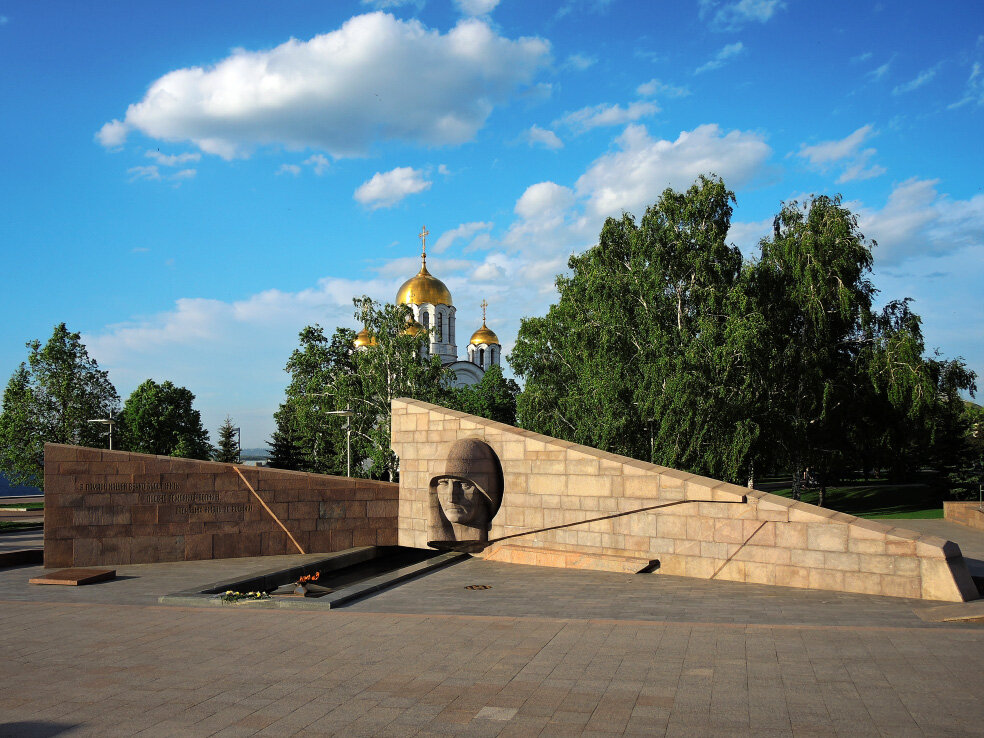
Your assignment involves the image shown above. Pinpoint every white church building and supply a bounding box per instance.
[354,226,502,388]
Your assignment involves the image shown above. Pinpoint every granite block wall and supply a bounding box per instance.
[392,399,978,602]
[43,443,398,568]
[944,501,984,532]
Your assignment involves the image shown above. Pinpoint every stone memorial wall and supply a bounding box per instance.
[43,443,398,568]
[392,399,979,602]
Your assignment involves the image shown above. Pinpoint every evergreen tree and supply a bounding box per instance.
[118,379,212,460]
[214,415,240,463]
[0,323,119,488]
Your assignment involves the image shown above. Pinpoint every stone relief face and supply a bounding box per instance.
[428,438,503,542]
[435,474,491,526]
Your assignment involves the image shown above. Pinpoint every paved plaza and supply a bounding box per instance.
[2,521,984,736]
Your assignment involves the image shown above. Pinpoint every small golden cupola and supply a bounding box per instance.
[353,327,377,349]
[467,299,501,371]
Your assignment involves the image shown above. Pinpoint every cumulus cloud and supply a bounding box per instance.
[354,166,432,209]
[556,101,659,133]
[796,125,886,183]
[857,178,984,265]
[521,124,564,150]
[97,119,128,148]
[97,13,550,159]
[727,217,773,257]
[695,42,745,74]
[433,221,494,253]
[575,123,771,219]
[636,78,690,98]
[454,0,500,15]
[893,64,941,95]
[699,0,784,31]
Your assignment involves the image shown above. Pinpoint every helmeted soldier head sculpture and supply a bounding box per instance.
[428,438,503,548]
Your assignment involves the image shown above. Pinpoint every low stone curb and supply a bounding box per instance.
[158,549,468,609]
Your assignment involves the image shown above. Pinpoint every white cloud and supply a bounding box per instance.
[277,163,301,176]
[433,221,494,253]
[950,61,983,109]
[893,64,940,95]
[851,52,873,64]
[564,53,597,71]
[454,0,500,15]
[515,181,576,221]
[695,42,745,74]
[171,169,197,181]
[728,217,773,257]
[304,154,331,175]
[868,61,892,81]
[556,101,659,133]
[97,119,128,148]
[146,151,201,166]
[636,78,690,98]
[97,13,550,159]
[857,178,984,265]
[699,0,784,31]
[354,166,432,209]
[575,123,771,219]
[796,125,886,183]
[127,165,161,182]
[521,124,564,150]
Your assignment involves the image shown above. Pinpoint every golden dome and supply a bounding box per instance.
[405,319,425,337]
[353,327,377,348]
[396,253,453,307]
[469,322,500,346]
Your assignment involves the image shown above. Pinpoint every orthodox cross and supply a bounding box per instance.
[481,299,488,325]
[419,225,429,263]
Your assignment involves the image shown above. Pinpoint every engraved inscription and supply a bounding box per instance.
[175,504,252,515]
[77,481,179,492]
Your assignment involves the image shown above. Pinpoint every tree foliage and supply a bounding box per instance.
[118,379,212,460]
[214,415,240,463]
[509,178,978,500]
[446,363,520,425]
[0,323,119,488]
[511,176,764,482]
[271,297,454,480]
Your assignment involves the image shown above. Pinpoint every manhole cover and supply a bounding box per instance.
[464,584,492,590]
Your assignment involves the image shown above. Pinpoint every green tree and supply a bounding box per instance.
[214,415,240,463]
[0,323,119,488]
[510,176,765,483]
[272,297,454,480]
[447,363,520,425]
[118,379,212,460]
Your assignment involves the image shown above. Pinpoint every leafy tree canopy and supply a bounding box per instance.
[446,364,520,426]
[119,379,212,460]
[0,323,119,488]
[271,297,454,480]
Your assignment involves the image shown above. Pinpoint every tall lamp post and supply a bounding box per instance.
[87,414,118,450]
[233,427,241,464]
[324,409,354,477]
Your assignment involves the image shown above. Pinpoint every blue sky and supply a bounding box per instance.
[1,0,982,448]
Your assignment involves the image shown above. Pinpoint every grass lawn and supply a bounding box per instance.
[0,521,43,532]
[0,502,43,510]
[765,481,944,519]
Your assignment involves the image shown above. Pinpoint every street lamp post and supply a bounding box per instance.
[233,427,241,464]
[325,410,354,477]
[87,414,118,450]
